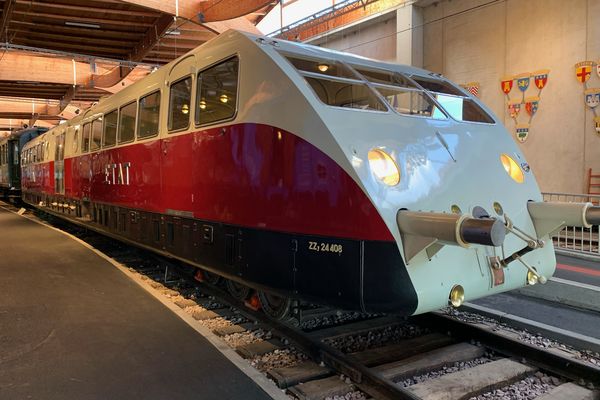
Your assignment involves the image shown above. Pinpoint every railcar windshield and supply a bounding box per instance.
[411,76,494,123]
[284,55,387,112]
[280,51,494,124]
[352,66,444,118]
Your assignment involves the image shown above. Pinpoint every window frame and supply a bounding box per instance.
[82,122,91,153]
[102,108,119,149]
[90,117,103,151]
[409,74,496,125]
[167,75,193,133]
[281,53,389,114]
[118,100,137,144]
[195,55,240,128]
[136,90,161,140]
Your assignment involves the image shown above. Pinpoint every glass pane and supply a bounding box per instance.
[82,123,91,152]
[355,67,415,89]
[103,110,118,147]
[285,55,357,80]
[119,102,137,143]
[305,77,387,111]
[376,86,444,118]
[412,77,465,96]
[434,94,494,123]
[197,57,239,125]
[168,77,192,131]
[138,91,160,138]
[91,118,102,151]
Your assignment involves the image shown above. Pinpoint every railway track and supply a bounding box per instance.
[6,202,600,400]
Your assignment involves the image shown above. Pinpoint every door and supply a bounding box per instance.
[54,133,65,194]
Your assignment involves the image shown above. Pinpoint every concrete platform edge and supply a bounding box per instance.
[514,277,600,313]
[461,303,600,354]
[6,206,288,400]
[555,248,600,262]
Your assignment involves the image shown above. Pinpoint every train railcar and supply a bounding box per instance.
[20,30,599,318]
[0,127,48,199]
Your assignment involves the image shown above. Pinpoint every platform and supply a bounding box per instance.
[0,207,273,400]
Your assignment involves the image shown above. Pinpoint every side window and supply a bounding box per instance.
[119,101,137,143]
[168,77,192,131]
[138,91,160,138]
[196,57,239,125]
[91,118,102,151]
[103,110,118,148]
[82,123,91,152]
[72,129,79,152]
[55,134,65,161]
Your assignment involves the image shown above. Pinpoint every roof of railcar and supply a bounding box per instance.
[31,29,441,139]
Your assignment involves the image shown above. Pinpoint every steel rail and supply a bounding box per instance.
[171,265,421,400]
[414,312,600,386]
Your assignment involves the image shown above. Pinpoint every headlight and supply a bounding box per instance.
[368,149,400,186]
[500,154,524,183]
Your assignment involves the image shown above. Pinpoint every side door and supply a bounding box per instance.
[162,55,195,216]
[54,132,65,195]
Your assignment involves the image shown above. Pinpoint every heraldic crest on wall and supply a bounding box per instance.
[576,60,600,135]
[459,82,479,97]
[500,69,549,143]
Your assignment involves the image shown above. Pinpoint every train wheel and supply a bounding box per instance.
[257,290,292,321]
[226,279,251,301]
[203,271,222,286]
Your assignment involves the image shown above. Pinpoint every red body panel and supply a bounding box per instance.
[23,124,393,241]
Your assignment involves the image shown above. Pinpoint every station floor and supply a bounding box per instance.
[0,207,273,400]
[473,253,600,340]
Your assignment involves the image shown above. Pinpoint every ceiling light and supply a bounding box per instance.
[65,21,100,29]
[219,94,228,103]
[199,100,206,110]
[317,63,330,72]
[181,104,189,114]
[166,30,181,36]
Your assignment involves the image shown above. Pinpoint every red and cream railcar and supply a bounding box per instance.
[22,30,591,317]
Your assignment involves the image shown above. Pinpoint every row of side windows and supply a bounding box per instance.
[0,143,17,166]
[81,91,160,153]
[22,141,49,165]
[79,56,239,154]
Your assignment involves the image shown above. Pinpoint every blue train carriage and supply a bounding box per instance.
[0,127,48,199]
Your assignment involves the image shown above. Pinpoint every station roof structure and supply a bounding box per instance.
[0,0,277,131]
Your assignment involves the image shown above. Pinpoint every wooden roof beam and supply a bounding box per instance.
[116,0,268,33]
[0,52,112,86]
[91,14,172,89]
[0,0,16,41]
[15,0,162,18]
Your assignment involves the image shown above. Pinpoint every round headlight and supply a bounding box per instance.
[368,149,400,186]
[500,154,524,183]
[449,284,465,307]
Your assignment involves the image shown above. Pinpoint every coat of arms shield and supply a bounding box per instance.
[525,97,540,116]
[508,101,521,118]
[585,88,600,108]
[516,124,529,143]
[575,61,594,83]
[515,73,530,92]
[501,77,513,94]
[532,69,549,90]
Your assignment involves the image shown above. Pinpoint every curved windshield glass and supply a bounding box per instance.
[412,76,494,123]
